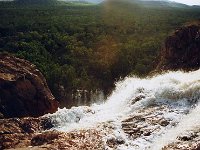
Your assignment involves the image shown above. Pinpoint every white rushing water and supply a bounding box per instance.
[45,69,200,150]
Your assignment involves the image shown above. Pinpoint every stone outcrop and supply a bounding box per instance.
[0,53,58,118]
[163,130,200,150]
[157,22,200,71]
[0,117,104,150]
[0,117,54,149]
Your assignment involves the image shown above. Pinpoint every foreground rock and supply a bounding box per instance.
[0,54,58,118]
[163,130,200,150]
[0,117,104,150]
[157,22,200,71]
[1,106,199,150]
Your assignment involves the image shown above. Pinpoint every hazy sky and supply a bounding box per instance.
[170,0,200,5]
[0,0,200,6]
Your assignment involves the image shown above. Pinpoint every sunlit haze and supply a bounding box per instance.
[170,0,200,5]
[0,0,200,5]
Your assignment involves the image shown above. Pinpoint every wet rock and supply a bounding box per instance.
[106,137,125,148]
[122,116,145,124]
[143,131,151,136]
[132,95,146,104]
[159,119,170,127]
[40,117,54,130]
[121,106,172,142]
[31,132,60,146]
[0,117,104,150]
[163,142,200,150]
[122,116,147,138]
[55,130,104,150]
[0,112,4,119]
[177,132,198,141]
[0,53,59,118]
[163,130,200,150]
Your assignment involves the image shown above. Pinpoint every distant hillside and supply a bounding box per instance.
[0,0,93,7]
[59,0,101,3]
[1,0,197,7]
[14,0,58,5]
[101,0,190,8]
[0,0,93,6]
[137,0,189,8]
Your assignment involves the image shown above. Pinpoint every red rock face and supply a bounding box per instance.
[0,54,59,118]
[157,23,200,71]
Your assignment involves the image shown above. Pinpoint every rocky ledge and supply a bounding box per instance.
[157,22,200,71]
[0,53,58,118]
[0,117,104,150]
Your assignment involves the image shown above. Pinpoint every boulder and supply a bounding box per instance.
[157,22,200,71]
[0,53,58,118]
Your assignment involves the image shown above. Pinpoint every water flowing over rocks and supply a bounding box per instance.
[0,68,200,150]
[43,69,200,150]
[163,131,200,150]
[0,53,58,118]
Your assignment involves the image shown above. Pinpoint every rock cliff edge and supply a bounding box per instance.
[0,53,59,118]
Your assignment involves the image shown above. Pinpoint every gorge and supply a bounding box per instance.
[0,22,200,149]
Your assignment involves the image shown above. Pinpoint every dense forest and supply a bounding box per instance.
[0,0,200,106]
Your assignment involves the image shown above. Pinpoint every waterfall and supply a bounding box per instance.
[45,69,200,149]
